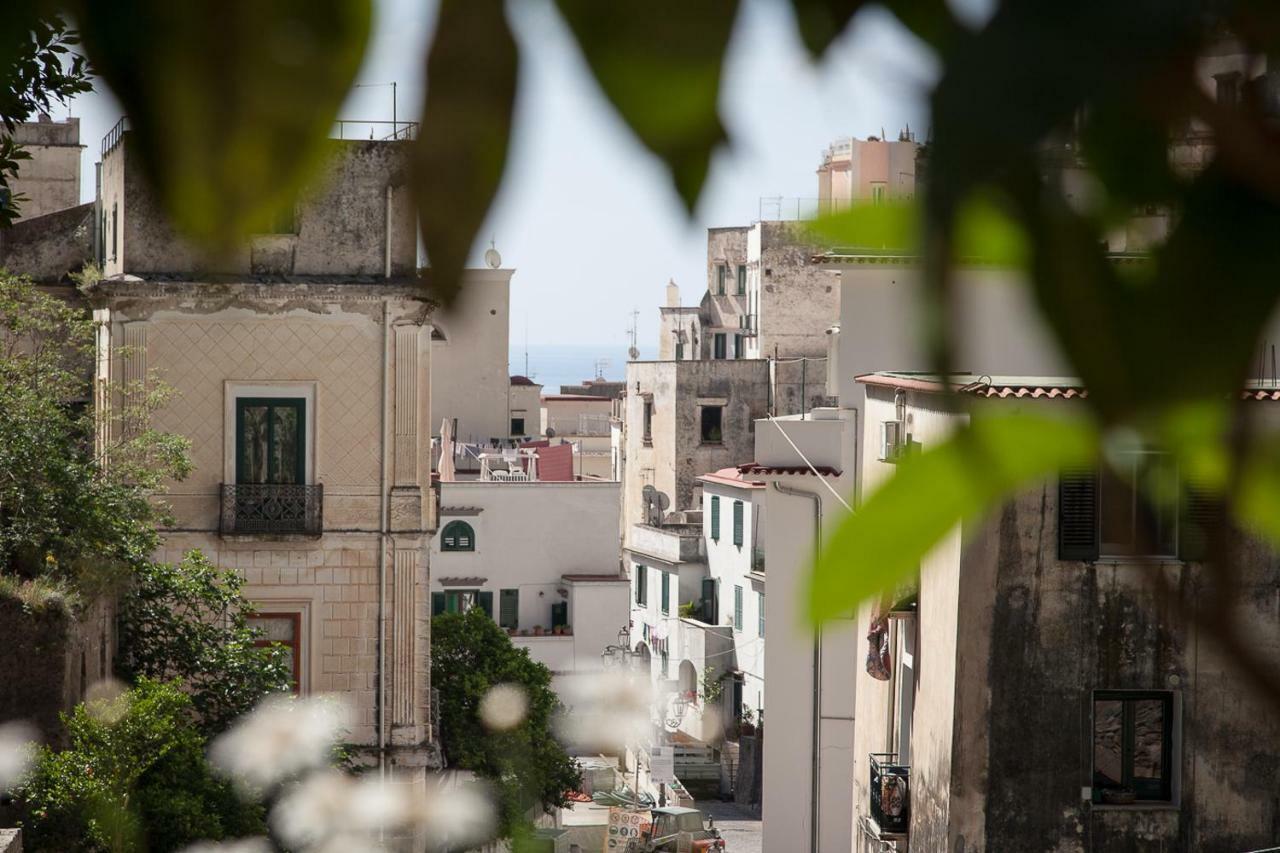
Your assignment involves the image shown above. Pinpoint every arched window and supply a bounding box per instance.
[441,520,475,551]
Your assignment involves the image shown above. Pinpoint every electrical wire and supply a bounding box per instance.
[764,415,853,511]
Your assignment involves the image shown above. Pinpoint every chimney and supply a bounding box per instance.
[666,278,680,308]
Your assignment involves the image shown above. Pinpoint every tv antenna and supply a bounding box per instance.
[626,307,640,361]
[594,358,611,379]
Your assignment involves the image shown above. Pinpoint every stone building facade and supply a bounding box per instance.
[8,115,83,222]
[90,130,439,767]
[850,374,1280,853]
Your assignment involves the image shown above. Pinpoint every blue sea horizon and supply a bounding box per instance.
[508,343,656,393]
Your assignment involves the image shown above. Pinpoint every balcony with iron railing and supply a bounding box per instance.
[869,753,910,836]
[220,483,323,536]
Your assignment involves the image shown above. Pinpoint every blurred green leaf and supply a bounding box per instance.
[790,0,866,59]
[809,411,1098,622]
[554,0,738,211]
[70,0,370,248]
[414,0,518,305]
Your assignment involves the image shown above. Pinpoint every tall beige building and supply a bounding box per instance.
[815,133,918,211]
[90,127,441,769]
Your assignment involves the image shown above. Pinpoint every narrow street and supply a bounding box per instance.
[696,800,762,853]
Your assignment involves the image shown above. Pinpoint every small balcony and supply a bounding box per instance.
[220,483,323,536]
[869,753,910,835]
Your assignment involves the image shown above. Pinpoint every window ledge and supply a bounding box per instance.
[1090,802,1179,812]
[221,532,322,543]
[1093,556,1184,566]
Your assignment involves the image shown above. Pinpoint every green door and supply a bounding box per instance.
[236,398,305,484]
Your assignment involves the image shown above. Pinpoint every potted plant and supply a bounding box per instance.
[533,625,544,636]
[552,625,563,636]
[563,625,573,635]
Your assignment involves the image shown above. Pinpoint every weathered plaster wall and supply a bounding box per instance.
[0,202,93,282]
[0,593,114,746]
[658,306,701,361]
[104,136,417,278]
[11,117,82,222]
[754,221,840,360]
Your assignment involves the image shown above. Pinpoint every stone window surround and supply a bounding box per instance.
[246,592,315,695]
[223,381,318,485]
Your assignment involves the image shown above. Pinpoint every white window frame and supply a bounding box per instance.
[224,381,318,485]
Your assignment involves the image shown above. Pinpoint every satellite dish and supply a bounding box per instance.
[654,490,671,512]
[628,346,640,360]
[545,427,556,438]
[484,238,502,269]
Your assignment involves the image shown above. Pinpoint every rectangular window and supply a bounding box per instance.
[1099,450,1177,558]
[510,417,525,436]
[643,400,653,443]
[499,589,519,630]
[1092,691,1174,802]
[236,397,306,485]
[675,342,684,361]
[701,576,719,624]
[635,565,647,606]
[733,585,743,631]
[701,406,723,444]
[661,572,671,615]
[871,183,887,205]
[111,202,118,261]
[713,333,727,360]
[736,265,746,295]
[710,495,720,541]
[734,334,744,359]
[1215,71,1241,107]
[758,591,765,637]
[249,613,301,694]
[443,589,479,614]
[717,264,726,294]
[733,500,744,546]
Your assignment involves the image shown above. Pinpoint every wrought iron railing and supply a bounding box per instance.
[869,753,910,835]
[220,483,322,536]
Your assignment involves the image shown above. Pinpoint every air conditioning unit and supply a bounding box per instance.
[880,420,905,462]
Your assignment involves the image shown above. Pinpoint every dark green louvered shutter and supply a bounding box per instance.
[661,572,670,614]
[1058,469,1099,561]
[499,589,519,629]
[431,592,446,617]
[733,501,744,546]
[710,496,720,540]
[701,577,718,624]
[478,590,494,619]
[1179,486,1221,562]
[734,585,744,631]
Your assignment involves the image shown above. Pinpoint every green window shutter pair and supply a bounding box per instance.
[734,585,744,631]
[710,496,720,540]
[733,501,744,546]
[441,520,475,552]
[499,589,519,629]
[431,591,445,617]
[478,590,494,618]
[661,572,671,615]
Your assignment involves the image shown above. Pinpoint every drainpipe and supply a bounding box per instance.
[384,185,393,279]
[772,481,822,853]
[377,302,392,783]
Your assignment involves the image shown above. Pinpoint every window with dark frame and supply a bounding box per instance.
[1092,690,1174,803]
[713,333,727,360]
[710,495,720,540]
[236,397,305,485]
[701,406,723,444]
[717,264,726,294]
[734,333,744,359]
[733,500,744,546]
[249,613,302,695]
[1215,71,1241,107]
[430,589,492,617]
[510,417,525,436]
[499,588,519,630]
[661,571,671,615]
[635,565,647,606]
[736,264,746,295]
[643,400,654,443]
[441,520,475,551]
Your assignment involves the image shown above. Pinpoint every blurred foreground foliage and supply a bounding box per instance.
[15,678,266,853]
[8,0,1280,696]
[432,608,581,842]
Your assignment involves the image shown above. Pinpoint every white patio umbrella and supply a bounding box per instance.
[438,418,456,482]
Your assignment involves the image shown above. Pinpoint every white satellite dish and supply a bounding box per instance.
[628,346,640,360]
[484,238,502,269]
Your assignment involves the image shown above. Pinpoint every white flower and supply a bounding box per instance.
[209,694,351,793]
[0,720,38,791]
[479,683,528,732]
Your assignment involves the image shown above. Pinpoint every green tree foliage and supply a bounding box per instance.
[0,270,190,589]
[0,8,92,224]
[431,608,581,837]
[116,551,292,736]
[15,678,265,853]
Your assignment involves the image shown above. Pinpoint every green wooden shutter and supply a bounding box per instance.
[499,589,519,629]
[635,565,646,605]
[1179,485,1220,562]
[478,590,494,619]
[661,572,670,614]
[734,585,743,631]
[711,496,720,540]
[1058,470,1099,561]
[701,577,718,624]
[551,601,568,629]
[733,501,744,546]
[431,592,445,617]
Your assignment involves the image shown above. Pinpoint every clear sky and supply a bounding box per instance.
[65,0,941,347]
